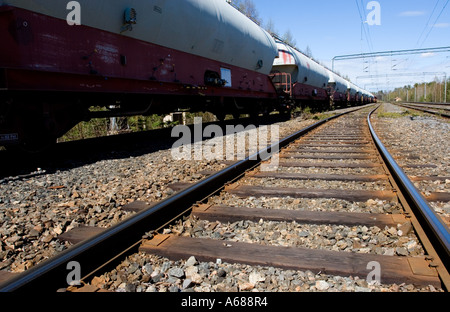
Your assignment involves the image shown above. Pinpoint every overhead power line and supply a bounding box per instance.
[356,72,447,80]
[355,0,374,52]
[406,1,449,71]
[416,0,440,46]
[420,0,450,47]
[332,46,450,71]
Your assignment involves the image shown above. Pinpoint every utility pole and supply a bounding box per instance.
[110,117,118,135]
[435,82,437,103]
[445,74,448,103]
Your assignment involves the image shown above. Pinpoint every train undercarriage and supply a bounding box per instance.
[0,2,372,152]
[0,89,289,152]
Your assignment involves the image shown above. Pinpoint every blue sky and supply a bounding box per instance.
[255,0,450,91]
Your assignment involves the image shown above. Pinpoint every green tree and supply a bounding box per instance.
[231,0,261,24]
[282,29,297,48]
[265,18,277,35]
[305,46,313,58]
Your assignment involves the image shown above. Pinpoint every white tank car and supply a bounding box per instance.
[273,40,331,90]
[1,0,278,75]
[332,72,350,95]
[348,82,358,97]
[274,40,356,96]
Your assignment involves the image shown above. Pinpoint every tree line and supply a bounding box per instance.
[377,78,449,103]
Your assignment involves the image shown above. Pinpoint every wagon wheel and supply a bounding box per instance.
[18,122,57,153]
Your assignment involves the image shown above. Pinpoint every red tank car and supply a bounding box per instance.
[0,0,279,150]
[0,0,374,151]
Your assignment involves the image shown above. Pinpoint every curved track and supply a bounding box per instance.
[1,105,448,292]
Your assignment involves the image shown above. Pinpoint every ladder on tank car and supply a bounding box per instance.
[270,72,292,98]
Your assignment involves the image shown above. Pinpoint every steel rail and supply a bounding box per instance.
[405,102,450,106]
[0,106,368,292]
[368,108,450,273]
[397,103,450,118]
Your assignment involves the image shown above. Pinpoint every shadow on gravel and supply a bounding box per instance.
[0,114,291,181]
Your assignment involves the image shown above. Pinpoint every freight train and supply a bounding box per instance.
[0,0,375,150]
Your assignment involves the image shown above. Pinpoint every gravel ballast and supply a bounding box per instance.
[1,105,445,293]
[372,103,449,222]
[0,116,316,274]
[95,106,443,293]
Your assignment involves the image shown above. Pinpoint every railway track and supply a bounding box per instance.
[1,105,448,294]
[372,103,450,226]
[398,103,450,118]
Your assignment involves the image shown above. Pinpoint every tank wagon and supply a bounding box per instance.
[0,0,374,150]
[271,39,375,109]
